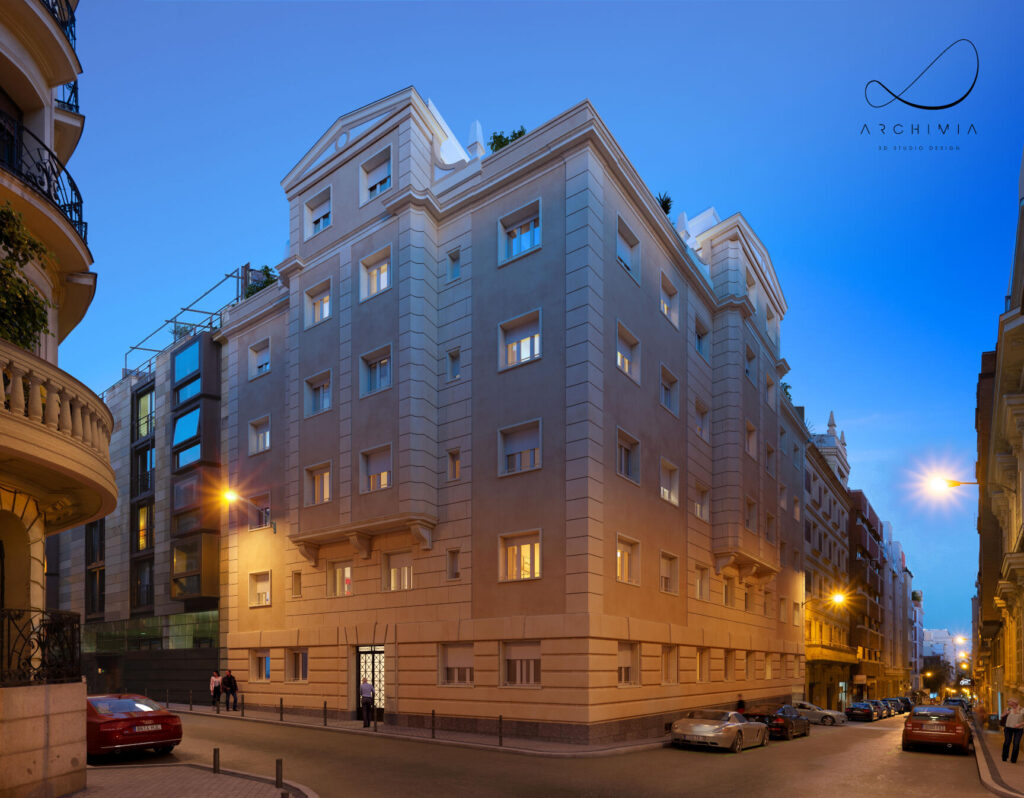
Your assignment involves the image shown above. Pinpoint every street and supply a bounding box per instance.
[91,714,992,797]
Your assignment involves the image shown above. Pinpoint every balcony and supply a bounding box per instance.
[36,0,76,50]
[1,607,80,686]
[804,642,859,665]
[0,339,116,534]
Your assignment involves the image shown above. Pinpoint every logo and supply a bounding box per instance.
[864,39,978,111]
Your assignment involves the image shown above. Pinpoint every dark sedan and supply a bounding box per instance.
[845,702,878,722]
[87,694,182,758]
[742,704,811,740]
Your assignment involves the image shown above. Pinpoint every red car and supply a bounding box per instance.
[87,694,182,757]
[902,704,972,754]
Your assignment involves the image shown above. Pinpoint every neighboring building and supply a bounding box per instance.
[0,2,116,796]
[911,589,924,693]
[923,628,959,665]
[846,489,886,701]
[880,527,914,697]
[976,348,1002,711]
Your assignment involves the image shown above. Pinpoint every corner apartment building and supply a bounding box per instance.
[879,527,914,697]
[0,2,116,795]
[846,489,887,700]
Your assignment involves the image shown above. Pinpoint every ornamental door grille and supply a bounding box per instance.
[356,645,385,720]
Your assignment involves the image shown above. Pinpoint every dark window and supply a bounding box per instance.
[85,519,105,617]
[131,558,154,610]
[132,446,155,495]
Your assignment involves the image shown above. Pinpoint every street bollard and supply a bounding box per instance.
[275,758,283,789]
[241,695,245,717]
[189,690,193,711]
[216,699,220,715]
[213,747,220,774]
[279,697,283,722]
[323,701,327,727]
[432,709,436,739]
[374,706,378,733]
[499,714,503,747]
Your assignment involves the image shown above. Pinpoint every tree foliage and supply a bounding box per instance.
[243,265,278,298]
[0,203,51,351]
[656,192,672,215]
[487,126,526,153]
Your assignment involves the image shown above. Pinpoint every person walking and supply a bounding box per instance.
[1001,698,1024,762]
[735,694,746,713]
[360,677,375,728]
[222,669,238,711]
[209,670,221,708]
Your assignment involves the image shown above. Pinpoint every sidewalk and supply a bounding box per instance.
[973,721,1024,798]
[77,763,315,797]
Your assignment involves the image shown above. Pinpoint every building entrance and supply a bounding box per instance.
[356,645,385,721]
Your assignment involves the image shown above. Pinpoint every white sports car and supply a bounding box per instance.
[792,700,847,725]
[670,710,769,753]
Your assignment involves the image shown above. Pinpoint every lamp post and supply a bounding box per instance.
[224,490,277,533]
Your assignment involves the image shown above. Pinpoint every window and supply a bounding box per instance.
[659,366,678,414]
[695,565,710,600]
[249,339,270,379]
[500,310,541,369]
[361,148,392,202]
[617,641,639,685]
[766,444,775,475]
[134,389,154,439]
[501,531,540,580]
[362,446,392,492]
[764,591,774,618]
[745,346,756,382]
[662,645,678,684]
[765,653,774,680]
[793,499,801,521]
[133,504,153,553]
[695,400,710,441]
[249,571,271,607]
[85,519,105,617]
[616,428,640,484]
[616,217,639,278]
[361,347,392,395]
[499,201,541,264]
[361,250,391,300]
[286,649,309,682]
[384,551,413,591]
[659,459,679,505]
[172,474,198,510]
[745,421,757,458]
[291,570,302,598]
[175,444,201,469]
[328,561,353,597]
[251,649,271,682]
[724,576,737,607]
[793,601,801,626]
[694,483,710,522]
[305,372,331,415]
[173,408,200,446]
[616,322,640,383]
[249,416,270,454]
[696,647,709,682]
[616,535,639,585]
[660,552,679,594]
[779,598,787,624]
[766,375,777,405]
[304,283,331,327]
[766,513,776,543]
[447,449,461,481]
[500,421,540,475]
[725,650,736,681]
[306,463,331,505]
[659,272,679,327]
[175,377,200,404]
[447,349,461,380]
[248,493,271,530]
[695,318,710,360]
[503,641,541,686]
[441,644,474,685]
[446,549,461,580]
[745,498,757,532]
[779,484,788,510]
[131,558,153,609]
[173,341,199,382]
[447,250,461,281]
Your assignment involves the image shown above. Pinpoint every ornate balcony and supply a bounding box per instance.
[0,607,80,686]
[36,0,76,50]
[0,339,116,534]
[805,642,859,665]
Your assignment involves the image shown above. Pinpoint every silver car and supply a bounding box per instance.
[792,700,848,726]
[670,709,769,753]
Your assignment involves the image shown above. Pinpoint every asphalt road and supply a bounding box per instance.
[94,713,992,798]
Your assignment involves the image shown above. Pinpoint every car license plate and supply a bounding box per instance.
[923,723,945,731]
[684,735,709,742]
[134,724,161,732]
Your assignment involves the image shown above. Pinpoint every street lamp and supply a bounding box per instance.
[224,489,277,533]
[955,636,967,645]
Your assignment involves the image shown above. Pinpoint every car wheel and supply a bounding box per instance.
[785,726,794,741]
[822,716,835,726]
[731,732,743,753]
[902,741,912,751]
[153,745,175,755]
[804,724,811,737]
[761,729,769,747]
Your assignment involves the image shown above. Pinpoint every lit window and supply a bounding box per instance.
[659,459,679,505]
[695,400,710,441]
[616,322,640,382]
[249,417,270,455]
[662,645,678,684]
[659,366,678,414]
[616,536,639,585]
[134,389,154,439]
[696,647,709,682]
[694,484,710,522]
[249,571,271,607]
[448,250,461,282]
[133,504,152,553]
[251,649,271,682]
[500,421,540,475]
[327,560,353,597]
[361,149,392,202]
[305,372,331,415]
[362,446,392,492]
[306,464,331,505]
[361,251,391,300]
[361,347,392,395]
[447,349,461,381]
[447,449,461,481]
[286,649,309,682]
[440,643,474,685]
[617,641,639,685]
[659,273,679,326]
[695,319,710,359]
[305,284,331,327]
[695,565,710,600]
[660,552,678,594]
[306,187,331,237]
[503,641,541,686]
[249,339,270,378]
[500,311,541,369]
[616,428,640,484]
[501,532,540,581]
[616,217,639,278]
[384,551,413,591]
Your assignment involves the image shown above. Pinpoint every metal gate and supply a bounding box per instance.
[356,645,385,721]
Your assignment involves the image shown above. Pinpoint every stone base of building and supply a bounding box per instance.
[0,681,86,798]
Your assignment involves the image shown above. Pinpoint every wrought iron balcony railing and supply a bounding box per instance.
[0,108,87,244]
[38,0,77,50]
[56,81,79,114]
[1,608,81,686]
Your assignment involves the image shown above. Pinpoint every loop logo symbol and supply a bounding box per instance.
[864,39,978,110]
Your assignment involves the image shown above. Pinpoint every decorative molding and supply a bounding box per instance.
[409,522,432,551]
[297,542,319,567]
[348,532,372,560]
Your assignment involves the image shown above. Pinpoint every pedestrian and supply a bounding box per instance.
[735,694,746,713]
[222,669,238,711]
[360,677,374,727]
[210,670,221,708]
[1001,698,1024,763]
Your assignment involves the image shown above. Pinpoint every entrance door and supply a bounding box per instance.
[356,645,385,721]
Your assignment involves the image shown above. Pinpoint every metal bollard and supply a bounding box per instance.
[241,695,245,717]
[373,705,378,733]
[213,747,220,774]
[275,758,283,789]
[189,690,193,711]
[432,709,436,739]
[216,698,220,715]
[279,697,283,722]
[323,701,327,727]
[499,714,503,746]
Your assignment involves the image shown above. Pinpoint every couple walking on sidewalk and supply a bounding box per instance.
[1002,698,1024,763]
[210,669,240,711]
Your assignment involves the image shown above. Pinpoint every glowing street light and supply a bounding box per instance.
[924,671,933,678]
[224,489,276,533]
[960,662,969,670]
[955,636,967,645]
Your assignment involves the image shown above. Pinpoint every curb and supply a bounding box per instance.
[971,720,1024,798]
[86,762,319,798]
[174,708,670,759]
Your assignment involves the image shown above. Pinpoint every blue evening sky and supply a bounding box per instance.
[60,1,1024,633]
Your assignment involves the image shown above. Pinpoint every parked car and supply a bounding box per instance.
[669,709,769,753]
[742,704,811,740]
[845,702,878,722]
[943,697,971,714]
[792,700,847,726]
[87,694,182,758]
[867,699,891,718]
[902,704,972,754]
[882,698,905,715]
[896,697,914,712]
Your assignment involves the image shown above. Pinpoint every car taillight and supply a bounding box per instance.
[101,720,133,736]
[955,726,963,734]
[773,718,785,725]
